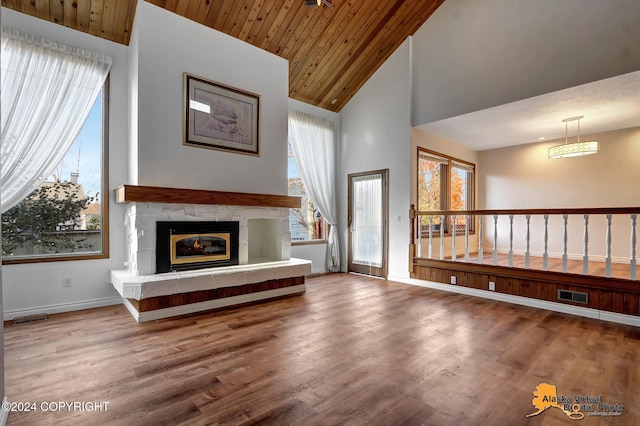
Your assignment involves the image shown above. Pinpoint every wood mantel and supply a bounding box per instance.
[115,184,301,209]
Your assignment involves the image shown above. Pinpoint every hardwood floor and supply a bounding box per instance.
[432,252,640,281]
[466,252,640,280]
[4,273,639,425]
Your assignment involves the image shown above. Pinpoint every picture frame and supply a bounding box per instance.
[183,73,260,156]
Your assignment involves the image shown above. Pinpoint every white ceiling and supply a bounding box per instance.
[417,70,640,151]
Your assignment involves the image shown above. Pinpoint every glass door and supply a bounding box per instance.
[348,170,388,277]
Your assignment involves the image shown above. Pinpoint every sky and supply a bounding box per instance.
[287,141,300,178]
[49,93,103,201]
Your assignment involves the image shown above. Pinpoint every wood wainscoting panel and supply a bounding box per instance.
[411,262,640,318]
[134,276,305,312]
[624,293,639,316]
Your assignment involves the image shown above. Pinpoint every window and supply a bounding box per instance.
[288,141,325,242]
[2,82,109,263]
[417,148,475,234]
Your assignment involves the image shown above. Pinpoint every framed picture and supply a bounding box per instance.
[184,73,260,156]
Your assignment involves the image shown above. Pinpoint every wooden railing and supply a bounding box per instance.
[409,205,639,280]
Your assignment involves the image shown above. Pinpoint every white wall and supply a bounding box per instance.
[1,8,130,320]
[411,0,640,125]
[339,39,412,280]
[133,2,289,195]
[478,126,640,260]
[288,98,340,274]
[127,7,140,185]
[479,127,640,209]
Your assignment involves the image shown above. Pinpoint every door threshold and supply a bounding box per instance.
[348,272,386,280]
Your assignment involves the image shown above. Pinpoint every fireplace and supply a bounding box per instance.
[156,221,239,273]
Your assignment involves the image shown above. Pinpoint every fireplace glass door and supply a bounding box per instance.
[171,233,231,265]
[156,221,239,273]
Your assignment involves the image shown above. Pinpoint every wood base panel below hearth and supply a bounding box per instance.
[123,276,306,322]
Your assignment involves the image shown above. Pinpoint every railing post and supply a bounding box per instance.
[409,204,416,274]
[631,213,637,281]
[439,215,445,260]
[562,214,569,273]
[493,214,498,266]
[605,213,612,278]
[525,214,531,269]
[417,216,422,258]
[451,214,457,261]
[583,213,590,275]
[478,216,483,264]
[508,214,514,267]
[464,215,470,262]
[428,215,433,259]
[543,214,549,271]
[409,204,416,245]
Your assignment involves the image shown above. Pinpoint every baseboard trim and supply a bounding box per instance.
[125,284,307,322]
[389,275,640,327]
[3,297,123,321]
[0,397,9,426]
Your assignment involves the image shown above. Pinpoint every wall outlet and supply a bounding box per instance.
[489,281,496,291]
[63,277,72,287]
[450,276,457,285]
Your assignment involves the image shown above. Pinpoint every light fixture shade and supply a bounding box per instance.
[548,141,599,158]
[305,0,321,6]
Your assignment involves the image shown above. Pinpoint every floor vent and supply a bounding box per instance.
[558,289,588,304]
[12,314,48,326]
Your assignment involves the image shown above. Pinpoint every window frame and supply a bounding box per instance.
[417,147,476,236]
[2,77,110,264]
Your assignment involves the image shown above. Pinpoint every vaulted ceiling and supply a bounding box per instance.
[2,0,445,111]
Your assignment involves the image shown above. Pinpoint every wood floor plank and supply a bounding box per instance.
[449,251,640,280]
[4,273,639,425]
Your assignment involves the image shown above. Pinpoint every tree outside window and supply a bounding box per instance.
[418,148,475,234]
[2,90,106,260]
[288,142,325,242]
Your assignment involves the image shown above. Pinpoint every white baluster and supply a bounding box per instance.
[508,214,514,267]
[562,214,569,273]
[478,216,484,264]
[543,214,549,271]
[525,214,531,269]
[428,215,433,259]
[451,214,457,261]
[493,214,498,266]
[605,213,612,278]
[631,213,637,281]
[439,215,445,260]
[464,215,470,262]
[583,213,589,275]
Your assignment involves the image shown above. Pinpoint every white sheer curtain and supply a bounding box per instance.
[1,27,112,212]
[288,109,340,271]
[352,173,383,267]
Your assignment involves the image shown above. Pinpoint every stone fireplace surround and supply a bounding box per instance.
[110,185,312,322]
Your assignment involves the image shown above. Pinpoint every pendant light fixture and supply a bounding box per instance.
[548,116,599,159]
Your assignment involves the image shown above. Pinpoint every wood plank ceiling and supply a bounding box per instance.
[2,0,445,111]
